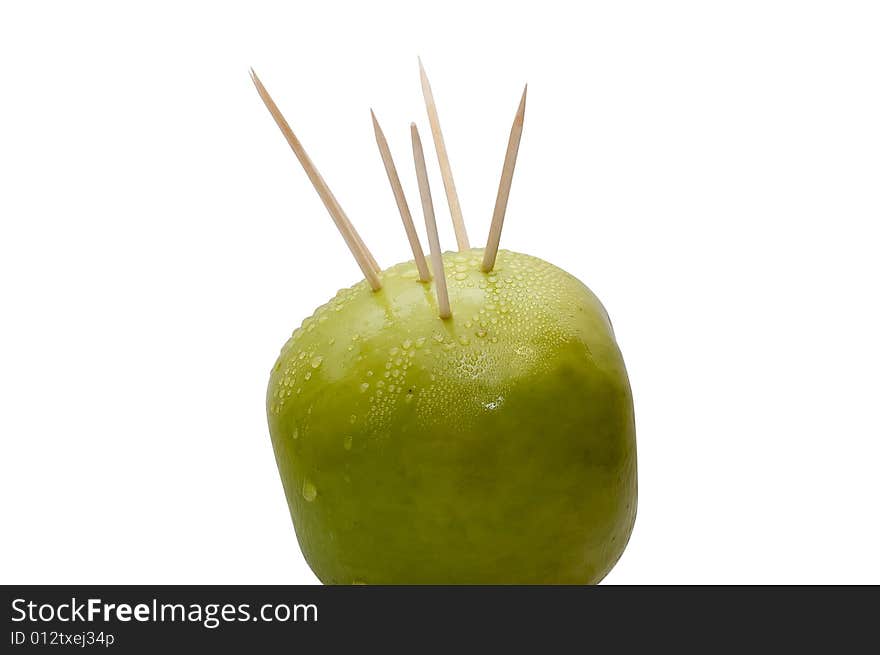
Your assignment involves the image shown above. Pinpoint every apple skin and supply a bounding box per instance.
[267,248,636,584]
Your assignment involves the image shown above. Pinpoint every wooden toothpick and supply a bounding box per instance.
[370,110,431,282]
[249,69,382,290]
[482,85,527,273]
[411,123,452,319]
[418,58,470,251]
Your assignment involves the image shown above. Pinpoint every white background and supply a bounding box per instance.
[1,1,878,584]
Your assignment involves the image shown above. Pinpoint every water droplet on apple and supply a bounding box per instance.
[343,435,352,450]
[310,355,324,369]
[483,396,504,411]
[302,479,317,502]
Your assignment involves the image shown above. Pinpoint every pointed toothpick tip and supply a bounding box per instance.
[508,85,527,124]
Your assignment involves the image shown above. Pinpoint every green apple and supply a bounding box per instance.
[267,248,636,584]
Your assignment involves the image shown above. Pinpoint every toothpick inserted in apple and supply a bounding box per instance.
[410,122,452,319]
[250,69,382,291]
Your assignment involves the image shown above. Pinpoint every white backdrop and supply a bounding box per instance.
[1,1,879,584]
